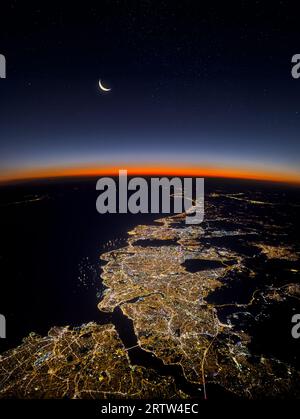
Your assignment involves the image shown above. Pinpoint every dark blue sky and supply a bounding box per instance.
[0,1,300,181]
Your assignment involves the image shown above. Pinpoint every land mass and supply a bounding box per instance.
[1,189,300,398]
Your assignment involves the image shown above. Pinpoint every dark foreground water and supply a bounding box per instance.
[0,177,160,352]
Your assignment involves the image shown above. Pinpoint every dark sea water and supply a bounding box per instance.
[0,177,158,352]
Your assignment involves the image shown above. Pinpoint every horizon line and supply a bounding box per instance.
[1,164,300,186]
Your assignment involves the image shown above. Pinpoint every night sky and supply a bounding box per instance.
[0,1,300,182]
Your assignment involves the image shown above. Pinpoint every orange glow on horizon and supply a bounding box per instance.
[1,163,300,185]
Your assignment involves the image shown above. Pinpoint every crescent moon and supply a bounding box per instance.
[99,80,111,92]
